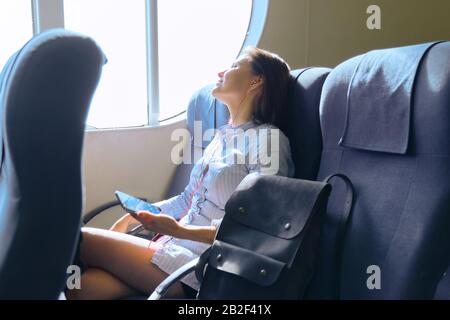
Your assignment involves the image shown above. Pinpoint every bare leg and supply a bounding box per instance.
[65,267,140,300]
[67,227,185,300]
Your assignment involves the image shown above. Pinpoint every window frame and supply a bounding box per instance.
[31,0,269,129]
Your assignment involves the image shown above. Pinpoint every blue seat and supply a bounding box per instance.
[0,29,105,299]
[307,41,450,299]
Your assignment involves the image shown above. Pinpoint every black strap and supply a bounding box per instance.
[323,173,354,297]
[323,174,354,235]
[292,67,313,82]
[195,247,212,283]
[149,258,200,300]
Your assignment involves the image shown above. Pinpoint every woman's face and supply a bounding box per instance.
[212,55,260,106]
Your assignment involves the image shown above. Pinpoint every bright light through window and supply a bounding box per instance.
[64,0,148,129]
[0,1,33,69]
[64,0,252,128]
[158,0,252,121]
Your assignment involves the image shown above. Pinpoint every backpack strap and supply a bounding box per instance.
[323,173,354,297]
[149,257,200,300]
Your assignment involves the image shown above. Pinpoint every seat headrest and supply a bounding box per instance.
[320,41,450,154]
[340,41,444,154]
[186,84,229,149]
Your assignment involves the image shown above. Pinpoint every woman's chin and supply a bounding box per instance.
[211,89,228,106]
[211,86,220,97]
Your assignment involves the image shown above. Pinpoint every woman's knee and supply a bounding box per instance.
[78,227,129,268]
[78,227,102,266]
[66,268,140,300]
[77,227,181,297]
[79,227,155,276]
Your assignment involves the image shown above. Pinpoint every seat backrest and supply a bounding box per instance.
[283,68,330,180]
[164,68,331,198]
[307,41,450,299]
[0,29,105,299]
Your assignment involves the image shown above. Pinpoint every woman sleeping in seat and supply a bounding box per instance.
[66,47,295,300]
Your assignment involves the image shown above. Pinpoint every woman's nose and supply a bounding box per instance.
[218,70,225,78]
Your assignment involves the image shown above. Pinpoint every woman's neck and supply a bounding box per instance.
[229,116,252,127]
[228,99,253,127]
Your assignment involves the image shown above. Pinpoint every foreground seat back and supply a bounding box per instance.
[0,29,105,299]
[308,41,450,299]
[165,68,331,198]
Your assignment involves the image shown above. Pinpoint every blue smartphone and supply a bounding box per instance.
[115,191,162,216]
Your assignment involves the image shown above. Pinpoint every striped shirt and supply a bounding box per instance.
[151,120,295,290]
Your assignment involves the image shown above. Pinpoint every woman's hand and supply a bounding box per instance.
[137,211,218,244]
[135,211,181,237]
[109,213,141,233]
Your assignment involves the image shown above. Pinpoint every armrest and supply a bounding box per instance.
[83,200,121,224]
[83,202,147,237]
[148,258,199,300]
[82,197,148,224]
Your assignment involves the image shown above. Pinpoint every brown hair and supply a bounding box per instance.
[243,46,292,128]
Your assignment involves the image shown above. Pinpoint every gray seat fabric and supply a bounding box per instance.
[164,68,331,198]
[434,265,450,299]
[0,29,105,299]
[307,41,450,299]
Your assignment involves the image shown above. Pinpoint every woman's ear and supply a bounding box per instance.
[249,77,264,91]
